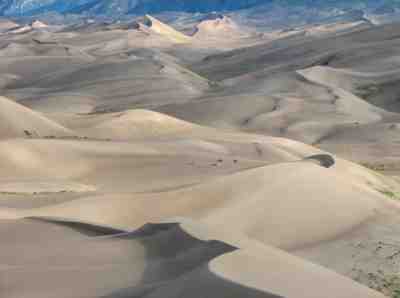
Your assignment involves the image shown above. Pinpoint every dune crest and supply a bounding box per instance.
[142,15,192,43]
[193,15,248,39]
[0,96,74,139]
[81,109,197,139]
[31,20,49,29]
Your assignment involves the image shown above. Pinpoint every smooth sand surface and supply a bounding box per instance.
[143,15,192,44]
[0,218,384,298]
[0,96,74,138]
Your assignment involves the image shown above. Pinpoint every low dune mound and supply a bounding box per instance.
[0,43,35,57]
[0,137,269,192]
[19,94,96,114]
[193,15,248,39]
[0,218,384,298]
[9,25,32,34]
[299,65,400,112]
[0,73,20,88]
[0,96,74,139]
[0,41,74,58]
[7,56,207,113]
[142,14,192,43]
[304,21,370,36]
[81,109,198,140]
[26,151,398,250]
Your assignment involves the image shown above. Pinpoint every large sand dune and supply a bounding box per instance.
[143,15,192,44]
[22,157,398,250]
[0,96,73,138]
[1,218,384,298]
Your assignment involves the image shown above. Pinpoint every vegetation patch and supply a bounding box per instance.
[353,268,400,298]
[361,162,387,172]
[378,189,399,200]
[355,84,381,99]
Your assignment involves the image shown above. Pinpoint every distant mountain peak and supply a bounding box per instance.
[1,0,399,29]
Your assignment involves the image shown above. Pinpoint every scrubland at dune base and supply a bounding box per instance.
[1,12,400,298]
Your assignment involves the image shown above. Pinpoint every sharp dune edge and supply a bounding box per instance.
[1,13,400,298]
[143,14,192,43]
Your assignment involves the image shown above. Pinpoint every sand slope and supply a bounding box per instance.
[0,218,384,298]
[78,109,198,139]
[22,154,398,250]
[143,15,192,44]
[0,96,73,138]
[193,16,248,40]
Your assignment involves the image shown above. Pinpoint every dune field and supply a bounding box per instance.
[1,14,400,298]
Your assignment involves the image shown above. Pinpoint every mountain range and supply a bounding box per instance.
[1,0,400,17]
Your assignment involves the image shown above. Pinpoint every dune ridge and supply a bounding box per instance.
[0,96,74,139]
[0,217,385,298]
[143,15,192,43]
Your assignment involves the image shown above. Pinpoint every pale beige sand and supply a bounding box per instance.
[0,217,385,298]
[17,156,398,250]
[31,20,48,29]
[193,16,249,40]
[143,15,192,44]
[0,19,18,31]
[0,179,95,194]
[0,96,74,138]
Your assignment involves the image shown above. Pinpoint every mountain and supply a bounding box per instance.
[0,0,399,17]
[0,0,267,16]
[1,1,400,30]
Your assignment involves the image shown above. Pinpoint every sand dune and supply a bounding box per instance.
[0,96,73,139]
[304,21,370,36]
[31,20,49,30]
[143,15,192,44]
[0,19,19,32]
[78,109,197,139]
[0,218,384,298]
[0,42,36,57]
[22,154,398,250]
[193,15,248,40]
[299,65,400,112]
[9,25,32,34]
[4,53,208,114]
[0,136,269,192]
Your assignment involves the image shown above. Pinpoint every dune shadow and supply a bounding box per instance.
[26,216,125,236]
[101,223,284,298]
[10,218,285,298]
[304,154,335,168]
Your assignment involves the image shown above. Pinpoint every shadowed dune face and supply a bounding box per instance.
[1,218,385,298]
[0,218,284,298]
